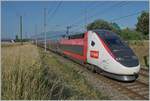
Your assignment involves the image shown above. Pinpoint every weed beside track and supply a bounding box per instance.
[2,44,65,100]
[1,43,108,100]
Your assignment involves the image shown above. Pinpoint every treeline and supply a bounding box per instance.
[87,11,149,40]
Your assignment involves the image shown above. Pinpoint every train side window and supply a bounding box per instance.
[91,41,95,46]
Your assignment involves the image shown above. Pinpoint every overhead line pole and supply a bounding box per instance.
[44,1,62,52]
[66,26,71,37]
[44,8,47,52]
[85,5,87,31]
[20,15,23,45]
[35,24,37,47]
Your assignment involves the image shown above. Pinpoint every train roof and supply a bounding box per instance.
[92,29,118,38]
[67,29,119,39]
[68,33,84,39]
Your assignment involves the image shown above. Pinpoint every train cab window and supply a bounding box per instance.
[91,41,95,46]
[68,33,84,39]
[104,37,124,46]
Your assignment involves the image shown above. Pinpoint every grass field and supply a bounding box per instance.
[1,43,108,100]
[1,41,149,99]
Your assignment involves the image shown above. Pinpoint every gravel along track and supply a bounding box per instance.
[138,68,149,86]
[39,46,149,100]
[101,76,149,100]
[139,68,149,77]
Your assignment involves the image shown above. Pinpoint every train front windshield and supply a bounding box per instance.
[96,30,127,49]
[95,30,139,67]
[104,37,126,48]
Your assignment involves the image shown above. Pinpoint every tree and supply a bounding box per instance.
[110,22,121,31]
[110,22,121,34]
[136,11,149,36]
[87,19,121,34]
[121,27,142,40]
[87,19,112,30]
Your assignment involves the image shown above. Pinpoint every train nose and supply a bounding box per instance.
[112,49,139,67]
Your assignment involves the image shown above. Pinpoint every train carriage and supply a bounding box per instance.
[59,33,88,63]
[37,29,140,81]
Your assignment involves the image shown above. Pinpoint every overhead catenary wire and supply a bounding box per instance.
[110,11,142,22]
[70,2,109,27]
[86,1,129,23]
[46,1,63,33]
[41,1,62,52]
[36,10,143,41]
[71,11,143,32]
[70,1,131,33]
[48,1,62,23]
[62,1,98,33]
[65,1,106,27]
[47,7,53,15]
[36,2,143,40]
[45,1,124,36]
[48,2,104,30]
[71,1,127,28]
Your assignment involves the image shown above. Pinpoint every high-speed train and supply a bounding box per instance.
[36,29,140,81]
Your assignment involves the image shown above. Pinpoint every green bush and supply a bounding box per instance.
[119,28,143,40]
[143,55,149,68]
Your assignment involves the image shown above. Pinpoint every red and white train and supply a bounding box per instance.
[37,29,140,81]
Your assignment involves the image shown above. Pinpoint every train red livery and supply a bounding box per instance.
[36,29,140,81]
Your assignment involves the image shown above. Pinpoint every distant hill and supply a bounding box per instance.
[1,38,14,42]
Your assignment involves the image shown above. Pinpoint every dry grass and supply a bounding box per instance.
[2,41,148,100]
[40,48,109,100]
[1,44,65,100]
[1,43,108,100]
[129,40,149,68]
[1,42,24,47]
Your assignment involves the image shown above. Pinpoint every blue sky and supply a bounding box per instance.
[1,1,149,39]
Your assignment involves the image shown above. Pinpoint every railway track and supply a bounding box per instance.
[72,61,149,100]
[94,74,149,100]
[139,68,149,77]
[38,45,149,100]
[84,65,149,100]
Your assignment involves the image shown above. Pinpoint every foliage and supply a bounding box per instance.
[44,45,109,100]
[87,19,112,30]
[110,22,121,33]
[86,11,149,40]
[1,44,109,100]
[120,28,142,40]
[86,19,142,40]
[87,19,121,35]
[110,22,121,31]
[136,11,149,35]
[144,55,149,68]
[136,11,149,37]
